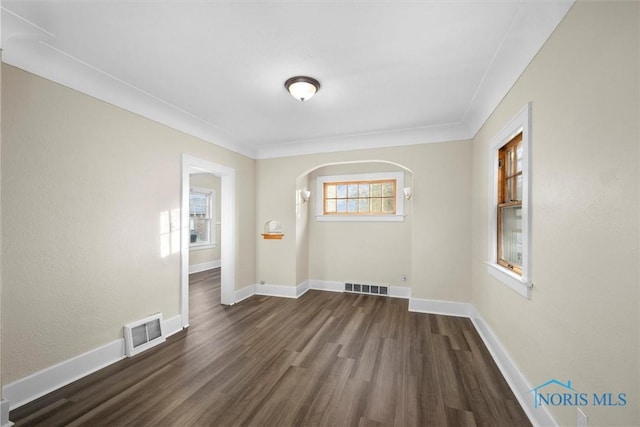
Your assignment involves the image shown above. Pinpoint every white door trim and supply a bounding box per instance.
[181,155,236,327]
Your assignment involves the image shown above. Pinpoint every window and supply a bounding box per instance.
[316,172,405,221]
[324,180,396,215]
[497,132,523,274]
[488,103,531,298]
[189,187,215,248]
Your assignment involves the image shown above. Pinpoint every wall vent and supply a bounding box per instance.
[123,313,166,357]
[345,283,389,297]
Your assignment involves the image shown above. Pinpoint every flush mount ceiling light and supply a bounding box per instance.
[285,76,320,102]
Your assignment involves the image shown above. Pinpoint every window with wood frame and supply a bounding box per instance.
[323,179,396,215]
[315,171,406,222]
[487,103,531,298]
[497,132,523,274]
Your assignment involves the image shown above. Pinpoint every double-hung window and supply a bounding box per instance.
[497,132,523,274]
[488,103,531,298]
[189,187,215,248]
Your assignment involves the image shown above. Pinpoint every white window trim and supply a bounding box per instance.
[189,186,217,250]
[316,172,405,222]
[487,102,532,299]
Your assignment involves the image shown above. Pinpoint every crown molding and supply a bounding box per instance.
[1,2,573,161]
[1,7,257,159]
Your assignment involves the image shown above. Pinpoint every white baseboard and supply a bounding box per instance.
[296,281,310,297]
[162,314,184,338]
[1,286,546,427]
[3,339,125,410]
[242,280,340,300]
[235,284,256,303]
[309,280,344,292]
[390,286,411,299]
[244,280,412,301]
[468,308,557,427]
[1,400,13,427]
[3,314,183,411]
[408,297,475,317]
[254,283,299,298]
[235,281,309,303]
[408,297,555,426]
[308,280,411,299]
[189,260,221,274]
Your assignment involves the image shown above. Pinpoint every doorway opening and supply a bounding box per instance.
[181,155,236,328]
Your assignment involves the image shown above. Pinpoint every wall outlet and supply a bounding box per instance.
[577,408,588,427]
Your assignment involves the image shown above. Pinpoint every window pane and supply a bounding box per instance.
[325,199,336,213]
[383,198,394,213]
[516,143,523,172]
[382,182,394,197]
[322,178,398,216]
[193,218,210,244]
[326,185,336,199]
[501,205,522,267]
[507,178,514,201]
[190,193,208,216]
[506,176,522,202]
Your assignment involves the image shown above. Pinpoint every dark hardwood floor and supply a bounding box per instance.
[10,269,531,426]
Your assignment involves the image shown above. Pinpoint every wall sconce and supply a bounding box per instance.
[301,190,311,203]
[403,187,413,200]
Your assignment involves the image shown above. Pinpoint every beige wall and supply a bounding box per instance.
[1,64,256,384]
[256,141,472,301]
[295,173,310,286]
[189,173,221,267]
[470,2,639,426]
[307,163,412,287]
[3,5,636,426]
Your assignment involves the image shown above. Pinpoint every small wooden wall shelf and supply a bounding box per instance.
[261,233,284,240]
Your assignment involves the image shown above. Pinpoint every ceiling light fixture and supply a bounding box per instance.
[285,76,320,102]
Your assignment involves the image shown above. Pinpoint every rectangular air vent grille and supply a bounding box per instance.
[124,313,166,357]
[345,283,389,297]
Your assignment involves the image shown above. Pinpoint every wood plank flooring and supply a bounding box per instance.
[10,269,531,426]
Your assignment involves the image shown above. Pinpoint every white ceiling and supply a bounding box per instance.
[1,1,573,159]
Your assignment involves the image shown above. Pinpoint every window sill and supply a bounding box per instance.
[486,262,531,299]
[190,244,216,251]
[316,215,405,222]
